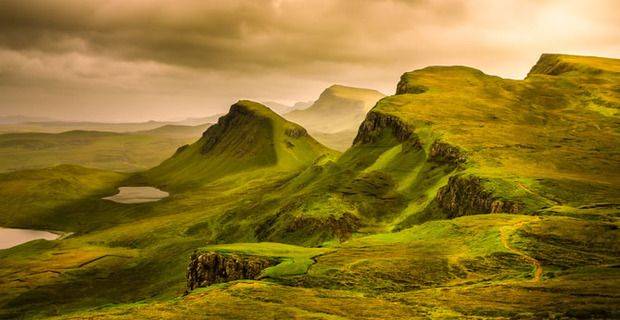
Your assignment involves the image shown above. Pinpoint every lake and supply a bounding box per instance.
[103,186,169,204]
[0,228,60,249]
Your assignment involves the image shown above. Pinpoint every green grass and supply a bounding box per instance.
[145,100,336,190]
[0,124,210,173]
[0,54,619,319]
[199,242,331,278]
[27,214,619,319]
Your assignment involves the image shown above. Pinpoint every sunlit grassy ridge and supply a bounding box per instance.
[0,54,619,319]
[145,100,335,189]
[333,54,620,228]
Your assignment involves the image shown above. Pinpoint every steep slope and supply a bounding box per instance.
[1,54,619,319]
[145,100,335,189]
[284,85,385,150]
[333,54,619,229]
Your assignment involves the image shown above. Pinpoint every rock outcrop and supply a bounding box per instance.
[353,112,415,146]
[284,127,308,138]
[396,81,428,95]
[200,103,269,154]
[186,252,275,291]
[285,212,361,241]
[428,141,466,166]
[436,175,522,218]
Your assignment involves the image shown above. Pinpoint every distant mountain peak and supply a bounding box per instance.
[284,85,386,135]
[146,100,334,187]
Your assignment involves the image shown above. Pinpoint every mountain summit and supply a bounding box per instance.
[146,100,334,188]
[284,85,385,134]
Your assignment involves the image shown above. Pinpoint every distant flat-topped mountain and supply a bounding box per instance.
[146,100,335,188]
[283,85,386,151]
[285,85,385,134]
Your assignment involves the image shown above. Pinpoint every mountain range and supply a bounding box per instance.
[0,54,618,319]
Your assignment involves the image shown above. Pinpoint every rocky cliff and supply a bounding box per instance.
[353,112,416,146]
[435,175,522,218]
[186,252,276,291]
[428,141,466,166]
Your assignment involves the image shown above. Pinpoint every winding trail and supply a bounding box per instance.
[516,182,561,205]
[500,220,543,282]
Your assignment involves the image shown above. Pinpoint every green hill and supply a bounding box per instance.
[0,165,126,229]
[145,100,336,189]
[0,54,618,319]
[284,85,386,150]
[324,54,619,230]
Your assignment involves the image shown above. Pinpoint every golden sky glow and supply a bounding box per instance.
[0,0,618,121]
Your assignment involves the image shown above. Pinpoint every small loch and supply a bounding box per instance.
[0,228,60,250]
[103,186,169,204]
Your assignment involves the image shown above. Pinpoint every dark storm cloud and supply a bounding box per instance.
[0,0,471,71]
[0,0,618,121]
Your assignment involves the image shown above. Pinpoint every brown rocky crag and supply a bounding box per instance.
[428,141,466,166]
[353,112,415,146]
[186,252,276,292]
[436,175,522,218]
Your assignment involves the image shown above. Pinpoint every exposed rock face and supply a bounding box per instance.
[436,175,522,218]
[200,103,269,154]
[186,252,275,291]
[353,112,415,146]
[429,141,466,166]
[286,212,361,241]
[284,127,308,138]
[396,81,428,95]
[174,144,189,155]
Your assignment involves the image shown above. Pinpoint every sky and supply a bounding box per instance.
[0,0,618,122]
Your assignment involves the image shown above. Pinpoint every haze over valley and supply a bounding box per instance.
[0,1,618,319]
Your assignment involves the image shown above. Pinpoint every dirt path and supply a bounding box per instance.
[500,220,543,282]
[516,182,561,205]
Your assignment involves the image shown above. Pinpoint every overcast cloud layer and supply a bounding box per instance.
[0,0,618,121]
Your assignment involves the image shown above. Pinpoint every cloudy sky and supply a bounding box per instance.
[0,0,618,122]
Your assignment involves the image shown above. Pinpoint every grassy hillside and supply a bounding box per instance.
[0,124,210,172]
[0,165,126,230]
[145,100,336,189]
[19,214,618,319]
[284,85,385,150]
[320,54,620,230]
[0,54,618,319]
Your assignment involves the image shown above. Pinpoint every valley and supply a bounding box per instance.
[0,124,212,173]
[0,54,618,319]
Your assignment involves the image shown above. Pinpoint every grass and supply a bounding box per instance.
[0,54,618,319]
[199,242,332,278]
[22,214,619,319]
[145,100,336,190]
[0,124,211,173]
